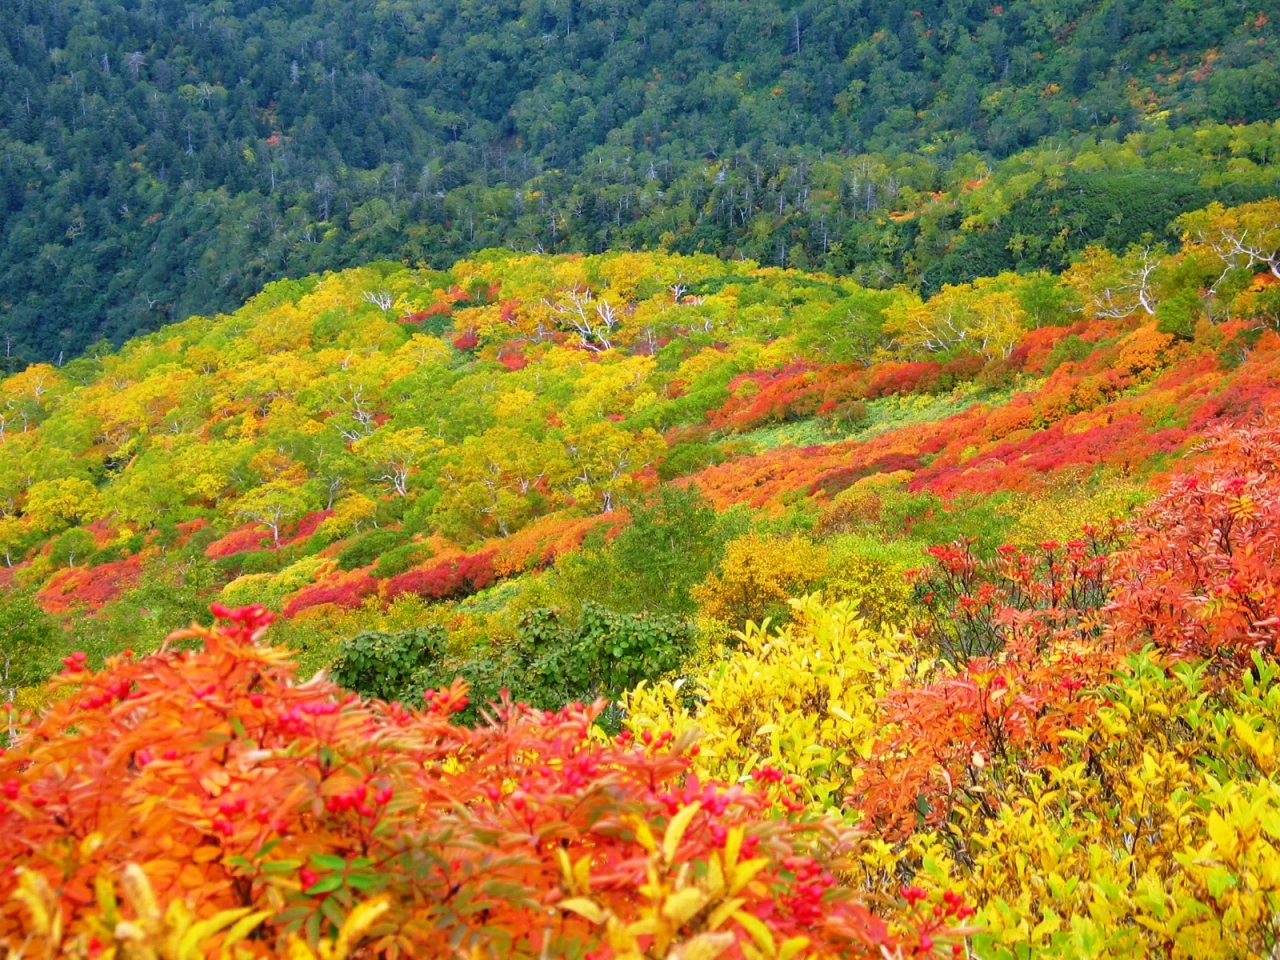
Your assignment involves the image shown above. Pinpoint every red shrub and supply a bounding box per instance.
[1107,421,1280,668]
[852,639,1103,838]
[806,453,922,498]
[36,555,145,615]
[0,607,956,959]
[281,510,334,546]
[864,361,943,399]
[205,524,273,559]
[283,570,378,618]
[383,550,498,602]
[498,349,528,371]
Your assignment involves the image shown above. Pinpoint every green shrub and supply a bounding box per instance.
[0,592,64,692]
[335,529,404,571]
[329,625,448,703]
[372,542,430,579]
[657,442,727,480]
[47,529,97,568]
[239,549,287,575]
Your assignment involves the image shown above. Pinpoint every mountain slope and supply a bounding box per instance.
[2,0,1279,362]
[2,197,1279,685]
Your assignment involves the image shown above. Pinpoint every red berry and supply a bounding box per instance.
[300,868,319,889]
[1,779,19,800]
[900,885,927,907]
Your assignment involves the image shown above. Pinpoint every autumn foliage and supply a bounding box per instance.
[1107,422,1280,668]
[0,606,964,960]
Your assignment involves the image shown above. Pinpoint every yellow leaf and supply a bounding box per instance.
[724,827,744,875]
[331,896,391,960]
[80,832,106,859]
[670,932,736,960]
[729,858,770,896]
[574,854,593,895]
[706,898,747,931]
[732,910,777,956]
[555,848,574,888]
[178,907,253,960]
[707,852,725,896]
[94,874,120,926]
[632,817,658,854]
[560,897,607,925]
[664,801,703,863]
[120,864,161,925]
[778,936,810,960]
[220,911,273,960]
[663,888,709,926]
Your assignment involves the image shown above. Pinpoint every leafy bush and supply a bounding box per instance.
[656,441,727,480]
[526,603,692,709]
[382,550,497,602]
[330,626,447,702]
[1108,422,1280,669]
[0,606,956,959]
[693,533,829,629]
[370,542,429,579]
[335,529,404,572]
[0,592,63,693]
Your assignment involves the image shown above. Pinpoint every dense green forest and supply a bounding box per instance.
[2,0,1280,364]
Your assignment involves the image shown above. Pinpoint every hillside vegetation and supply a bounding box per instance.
[3,0,1280,362]
[4,160,1280,960]
[8,0,1280,956]
[1,195,1279,675]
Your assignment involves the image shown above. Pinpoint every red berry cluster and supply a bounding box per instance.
[751,765,806,812]
[640,729,674,749]
[78,677,133,711]
[900,886,974,955]
[208,603,276,643]
[423,686,469,714]
[707,821,761,856]
[780,855,835,925]
[656,778,747,818]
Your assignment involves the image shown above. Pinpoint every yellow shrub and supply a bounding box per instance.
[691,533,829,628]
[823,533,917,627]
[818,470,913,534]
[624,595,931,815]
[964,655,1280,959]
[632,592,1280,959]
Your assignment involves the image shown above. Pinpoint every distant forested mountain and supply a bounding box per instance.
[2,0,1279,364]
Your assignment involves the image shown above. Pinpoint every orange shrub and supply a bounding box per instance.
[1107,422,1280,668]
[0,606,961,960]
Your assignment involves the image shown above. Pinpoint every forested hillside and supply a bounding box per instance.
[2,0,1280,363]
[4,196,1280,957]
[6,0,1280,955]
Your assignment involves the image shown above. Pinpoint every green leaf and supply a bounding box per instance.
[345,872,382,891]
[261,859,303,875]
[309,853,348,871]
[305,874,345,895]
[1206,866,1236,900]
